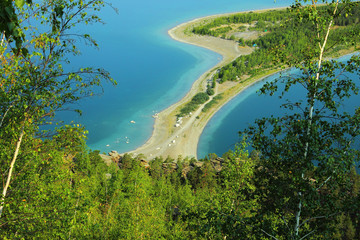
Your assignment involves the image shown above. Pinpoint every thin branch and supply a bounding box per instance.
[299,229,317,240]
[317,0,339,72]
[68,197,80,240]
[316,175,332,191]
[0,31,5,47]
[299,212,339,229]
[281,215,292,234]
[260,228,280,240]
[303,0,339,161]
[294,187,303,236]
[0,105,13,129]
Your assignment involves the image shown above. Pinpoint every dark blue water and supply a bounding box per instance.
[198,54,360,159]
[59,0,293,153]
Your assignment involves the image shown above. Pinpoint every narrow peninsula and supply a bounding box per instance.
[126,9,278,159]
[126,6,359,160]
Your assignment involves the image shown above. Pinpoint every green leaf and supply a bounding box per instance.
[7,22,15,32]
[15,0,25,8]
[21,47,29,57]
[4,6,14,17]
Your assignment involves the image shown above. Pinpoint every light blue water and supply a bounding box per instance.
[197,54,360,159]
[59,0,294,153]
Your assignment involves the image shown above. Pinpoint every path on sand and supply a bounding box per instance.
[127,12,254,160]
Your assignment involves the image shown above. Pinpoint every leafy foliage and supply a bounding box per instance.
[192,9,289,37]
[1,1,360,239]
[0,0,115,227]
[197,3,360,84]
[178,92,210,117]
[238,1,360,239]
[0,0,32,52]
[202,94,223,112]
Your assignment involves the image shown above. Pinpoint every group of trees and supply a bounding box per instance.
[1,0,360,239]
[206,3,360,84]
[186,1,360,239]
[177,92,210,117]
[202,94,223,113]
[3,137,358,239]
[0,0,115,235]
[192,9,289,37]
[241,1,360,239]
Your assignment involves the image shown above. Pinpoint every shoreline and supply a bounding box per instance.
[121,7,356,160]
[126,8,285,160]
[126,6,357,160]
[111,7,357,160]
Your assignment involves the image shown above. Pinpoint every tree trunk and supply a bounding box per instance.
[295,1,339,237]
[0,125,25,218]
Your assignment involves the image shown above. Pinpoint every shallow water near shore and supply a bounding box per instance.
[198,54,360,162]
[59,0,294,153]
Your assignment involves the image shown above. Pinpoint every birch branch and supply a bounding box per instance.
[260,228,280,240]
[0,124,25,218]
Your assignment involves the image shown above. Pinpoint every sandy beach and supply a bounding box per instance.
[127,9,284,160]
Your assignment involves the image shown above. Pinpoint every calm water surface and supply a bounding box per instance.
[197,54,360,159]
[60,0,294,153]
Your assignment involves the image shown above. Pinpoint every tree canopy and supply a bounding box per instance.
[239,0,360,239]
[1,0,360,239]
[0,0,114,224]
[0,0,32,51]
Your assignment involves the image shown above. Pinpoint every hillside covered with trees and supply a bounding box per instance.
[193,3,360,83]
[1,0,360,239]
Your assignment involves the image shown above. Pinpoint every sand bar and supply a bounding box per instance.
[126,8,285,160]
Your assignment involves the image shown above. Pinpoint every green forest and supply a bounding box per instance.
[1,0,360,239]
[193,3,360,83]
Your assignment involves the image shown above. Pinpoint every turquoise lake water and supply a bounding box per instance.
[59,0,353,156]
[197,54,360,159]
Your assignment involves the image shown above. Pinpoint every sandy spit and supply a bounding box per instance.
[126,9,285,160]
